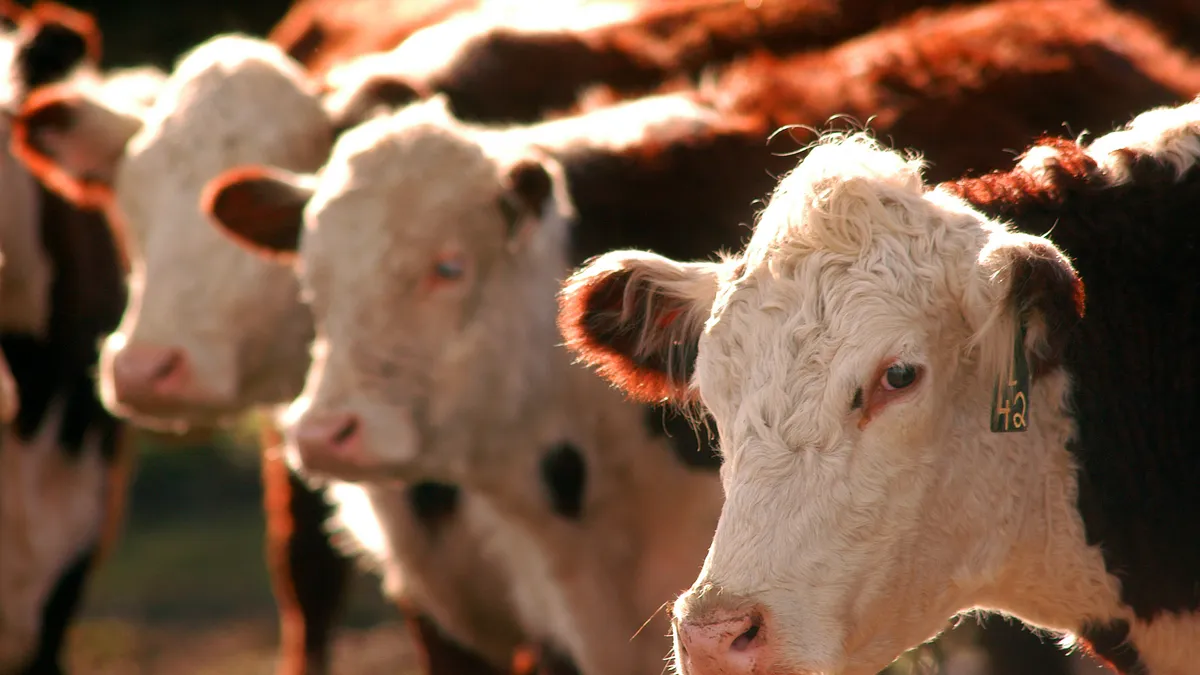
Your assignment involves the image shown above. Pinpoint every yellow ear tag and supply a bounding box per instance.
[990,321,1030,433]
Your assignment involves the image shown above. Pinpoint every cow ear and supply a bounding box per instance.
[16,1,102,90]
[201,165,317,264]
[324,74,424,134]
[558,250,723,403]
[498,155,560,246]
[969,230,1085,385]
[11,84,142,209]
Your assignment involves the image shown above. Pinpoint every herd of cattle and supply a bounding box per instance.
[0,0,1196,674]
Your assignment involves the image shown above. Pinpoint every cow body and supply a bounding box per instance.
[557,97,1200,675]
[0,7,156,673]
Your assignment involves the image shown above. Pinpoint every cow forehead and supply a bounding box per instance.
[697,136,990,449]
[304,117,507,271]
[116,37,328,241]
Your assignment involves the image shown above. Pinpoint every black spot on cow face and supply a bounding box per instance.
[539,443,587,520]
[407,482,460,536]
[643,405,721,470]
[1079,618,1148,675]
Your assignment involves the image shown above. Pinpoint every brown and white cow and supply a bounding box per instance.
[206,93,731,675]
[557,97,1200,675]
[188,1,1200,672]
[0,5,158,673]
[8,33,534,675]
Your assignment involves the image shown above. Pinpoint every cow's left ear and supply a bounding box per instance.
[558,250,723,403]
[497,153,568,247]
[969,230,1085,381]
[201,165,317,265]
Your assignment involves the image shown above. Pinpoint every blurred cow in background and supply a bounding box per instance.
[0,3,164,674]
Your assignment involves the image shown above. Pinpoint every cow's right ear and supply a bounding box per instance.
[11,84,143,209]
[558,250,724,404]
[201,165,317,264]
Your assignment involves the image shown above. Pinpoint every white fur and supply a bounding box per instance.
[564,122,1200,673]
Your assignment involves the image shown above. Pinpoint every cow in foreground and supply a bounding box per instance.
[558,98,1200,674]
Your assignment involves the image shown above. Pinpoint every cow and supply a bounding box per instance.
[186,0,1200,672]
[556,96,1200,675]
[0,5,164,674]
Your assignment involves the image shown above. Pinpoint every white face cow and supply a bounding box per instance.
[558,132,1113,674]
[11,35,332,431]
[203,95,733,675]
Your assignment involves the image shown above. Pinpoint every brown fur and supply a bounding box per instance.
[268,0,479,76]
[396,0,982,122]
[559,0,1200,405]
[704,0,1200,182]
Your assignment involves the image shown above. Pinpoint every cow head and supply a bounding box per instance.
[203,96,572,483]
[558,132,1087,675]
[10,34,331,431]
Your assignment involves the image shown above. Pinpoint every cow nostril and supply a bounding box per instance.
[730,621,760,652]
[332,417,358,445]
[151,350,182,381]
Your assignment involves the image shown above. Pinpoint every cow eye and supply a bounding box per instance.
[881,362,919,391]
[432,254,466,280]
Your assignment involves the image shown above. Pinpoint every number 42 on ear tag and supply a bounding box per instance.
[991,321,1030,433]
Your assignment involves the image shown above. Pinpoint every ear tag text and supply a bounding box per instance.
[990,321,1030,433]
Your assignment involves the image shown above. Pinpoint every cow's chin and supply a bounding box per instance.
[103,398,241,435]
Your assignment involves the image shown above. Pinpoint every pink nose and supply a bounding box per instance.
[110,344,191,408]
[676,610,767,675]
[294,412,364,475]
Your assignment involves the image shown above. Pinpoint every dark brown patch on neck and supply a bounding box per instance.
[643,405,720,471]
[948,136,1200,619]
[1079,619,1149,675]
[407,482,461,537]
[539,443,587,520]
